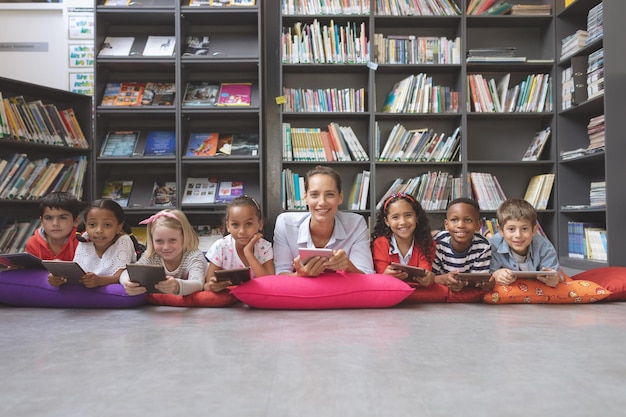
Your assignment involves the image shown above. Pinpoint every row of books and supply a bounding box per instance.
[468,73,552,113]
[0,93,87,148]
[346,169,370,210]
[377,124,460,162]
[0,153,87,201]
[568,221,607,261]
[282,122,368,162]
[522,173,555,211]
[469,172,507,211]
[282,87,365,112]
[102,178,245,208]
[281,20,369,64]
[98,130,259,158]
[376,0,460,16]
[282,168,307,210]
[100,81,252,107]
[586,48,604,101]
[481,217,547,238]
[381,73,459,113]
[0,219,40,254]
[376,172,461,211]
[104,0,256,6]
[373,35,461,65]
[282,0,370,15]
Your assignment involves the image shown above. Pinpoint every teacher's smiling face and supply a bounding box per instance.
[305,174,343,224]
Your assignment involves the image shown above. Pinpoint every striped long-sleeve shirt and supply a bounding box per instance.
[432,230,491,274]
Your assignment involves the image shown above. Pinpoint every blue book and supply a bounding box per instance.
[143,131,176,156]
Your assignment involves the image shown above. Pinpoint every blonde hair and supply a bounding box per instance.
[143,209,199,258]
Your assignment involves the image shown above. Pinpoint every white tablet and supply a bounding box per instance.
[298,248,333,265]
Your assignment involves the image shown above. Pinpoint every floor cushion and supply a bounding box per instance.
[146,291,239,307]
[483,278,611,304]
[0,269,146,308]
[570,267,626,302]
[230,272,414,309]
[402,284,449,303]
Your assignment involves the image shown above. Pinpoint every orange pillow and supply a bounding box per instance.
[483,278,611,304]
[146,290,238,307]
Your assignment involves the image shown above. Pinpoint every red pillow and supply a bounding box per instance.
[447,287,489,303]
[230,272,413,309]
[402,284,448,303]
[571,267,626,302]
[146,291,238,307]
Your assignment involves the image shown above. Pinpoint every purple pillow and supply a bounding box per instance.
[0,269,145,308]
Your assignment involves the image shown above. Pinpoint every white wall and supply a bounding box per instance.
[0,0,93,91]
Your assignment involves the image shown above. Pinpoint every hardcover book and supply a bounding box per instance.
[142,36,176,57]
[217,82,252,106]
[97,36,135,57]
[143,131,176,156]
[114,82,145,107]
[101,180,133,208]
[216,133,233,155]
[186,132,219,157]
[99,131,140,157]
[141,82,175,106]
[215,180,244,203]
[183,36,210,56]
[522,127,551,161]
[230,133,259,156]
[182,177,218,204]
[149,181,177,207]
[182,82,220,106]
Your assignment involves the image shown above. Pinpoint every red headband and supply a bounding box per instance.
[383,192,416,211]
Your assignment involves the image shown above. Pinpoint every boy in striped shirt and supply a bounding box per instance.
[432,197,494,292]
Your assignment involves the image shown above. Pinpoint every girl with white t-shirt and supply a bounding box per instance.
[204,196,274,292]
[48,199,140,288]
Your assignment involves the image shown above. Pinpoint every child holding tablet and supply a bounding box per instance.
[120,209,207,296]
[490,198,561,287]
[204,196,274,292]
[48,199,140,287]
[371,193,435,286]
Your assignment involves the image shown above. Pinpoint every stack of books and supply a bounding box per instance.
[586,2,604,45]
[587,114,605,151]
[586,48,604,100]
[589,181,606,208]
[560,30,588,60]
[466,47,525,63]
[509,4,551,15]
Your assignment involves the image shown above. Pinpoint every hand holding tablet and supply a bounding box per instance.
[126,264,167,293]
[214,267,251,285]
[42,261,87,285]
[298,248,333,265]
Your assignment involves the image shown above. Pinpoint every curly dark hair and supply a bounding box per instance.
[371,193,435,262]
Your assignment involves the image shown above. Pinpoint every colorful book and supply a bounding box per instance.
[143,131,176,156]
[182,82,220,106]
[100,82,121,106]
[99,131,140,157]
[101,180,133,208]
[182,177,218,204]
[149,181,177,207]
[217,82,252,106]
[114,82,145,107]
[141,82,175,106]
[216,133,234,155]
[186,132,219,157]
[215,181,244,203]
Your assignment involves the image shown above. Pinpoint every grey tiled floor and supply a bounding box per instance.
[1,302,625,417]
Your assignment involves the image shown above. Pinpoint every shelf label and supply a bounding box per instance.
[275,95,286,105]
[0,42,47,52]
[367,61,378,70]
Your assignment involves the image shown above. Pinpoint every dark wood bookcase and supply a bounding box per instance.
[0,76,93,223]
[93,0,263,228]
[555,0,626,268]
[264,0,559,243]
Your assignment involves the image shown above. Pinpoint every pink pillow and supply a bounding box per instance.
[146,291,238,307]
[230,272,413,309]
[571,267,626,302]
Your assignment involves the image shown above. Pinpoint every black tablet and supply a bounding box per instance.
[41,261,86,284]
[390,263,426,279]
[455,272,492,286]
[0,252,45,270]
[214,267,251,285]
[126,264,166,293]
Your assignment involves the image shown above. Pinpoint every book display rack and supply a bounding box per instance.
[94,0,262,227]
[555,0,626,268]
[0,76,92,239]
